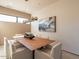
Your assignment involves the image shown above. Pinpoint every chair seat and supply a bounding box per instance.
[35,50,52,59]
[14,47,26,54]
[37,45,52,55]
[12,47,33,59]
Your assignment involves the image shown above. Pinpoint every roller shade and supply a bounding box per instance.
[0,6,31,19]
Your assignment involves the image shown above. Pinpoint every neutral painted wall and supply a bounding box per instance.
[0,22,31,45]
[0,22,31,37]
[31,0,79,55]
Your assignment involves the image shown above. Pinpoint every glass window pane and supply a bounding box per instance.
[18,17,30,24]
[0,14,16,23]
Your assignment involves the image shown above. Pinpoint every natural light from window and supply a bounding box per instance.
[0,14,30,24]
[18,17,28,23]
[0,14,16,22]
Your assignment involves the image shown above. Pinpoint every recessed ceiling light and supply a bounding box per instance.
[25,0,28,1]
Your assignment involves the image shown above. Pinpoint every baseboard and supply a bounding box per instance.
[62,50,79,56]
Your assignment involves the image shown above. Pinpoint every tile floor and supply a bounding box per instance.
[0,45,79,59]
[62,51,79,59]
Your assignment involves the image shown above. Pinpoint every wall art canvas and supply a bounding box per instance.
[39,16,56,32]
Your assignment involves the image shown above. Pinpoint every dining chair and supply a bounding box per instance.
[4,37,33,59]
[35,41,62,59]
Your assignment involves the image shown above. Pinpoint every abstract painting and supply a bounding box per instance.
[39,16,56,32]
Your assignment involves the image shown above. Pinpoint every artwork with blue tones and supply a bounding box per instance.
[39,16,56,32]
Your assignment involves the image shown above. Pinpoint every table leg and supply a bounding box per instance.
[33,50,35,59]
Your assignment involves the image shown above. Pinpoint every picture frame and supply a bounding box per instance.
[39,16,56,32]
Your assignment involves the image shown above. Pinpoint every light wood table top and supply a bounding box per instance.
[17,37,54,51]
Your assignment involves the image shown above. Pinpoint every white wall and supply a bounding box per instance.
[31,0,79,55]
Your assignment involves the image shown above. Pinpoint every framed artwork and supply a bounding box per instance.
[39,16,56,32]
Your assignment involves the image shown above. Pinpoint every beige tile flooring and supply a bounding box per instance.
[62,51,79,59]
[0,45,79,59]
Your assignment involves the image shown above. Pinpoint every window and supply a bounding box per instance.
[0,14,16,23]
[18,17,28,23]
[0,14,30,24]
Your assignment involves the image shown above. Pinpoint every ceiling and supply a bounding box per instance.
[0,0,58,14]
